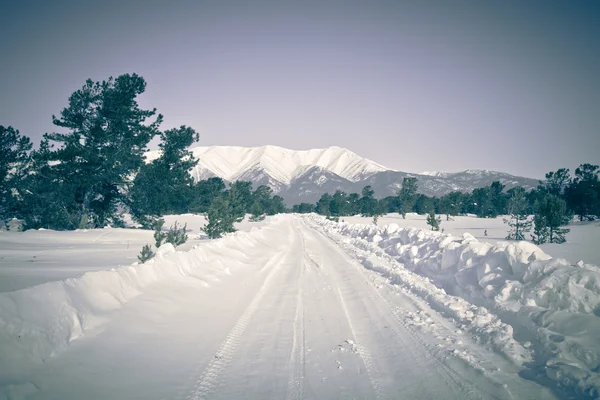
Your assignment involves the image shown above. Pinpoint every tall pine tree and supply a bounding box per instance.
[504,186,532,240]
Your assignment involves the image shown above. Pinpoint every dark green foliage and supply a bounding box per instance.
[137,244,155,263]
[153,218,167,247]
[166,221,188,247]
[292,203,315,213]
[130,125,199,221]
[565,164,599,221]
[539,168,571,197]
[18,74,162,230]
[228,181,254,221]
[532,194,571,244]
[414,194,435,215]
[330,190,350,216]
[359,186,377,217]
[202,196,237,239]
[504,187,532,240]
[426,210,441,231]
[316,193,333,216]
[0,126,32,224]
[397,177,418,218]
[249,201,266,222]
[189,177,226,213]
[438,191,463,220]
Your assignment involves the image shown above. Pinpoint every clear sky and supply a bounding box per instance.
[1,0,598,178]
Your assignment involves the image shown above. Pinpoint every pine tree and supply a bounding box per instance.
[0,126,32,225]
[565,164,599,221]
[153,218,167,247]
[189,177,226,213]
[532,194,570,244]
[228,181,253,222]
[397,177,418,218]
[316,193,333,216]
[137,244,155,263]
[249,201,266,222]
[359,186,377,217]
[166,221,188,246]
[426,210,441,231]
[130,125,199,221]
[202,196,237,239]
[25,74,162,229]
[504,187,532,240]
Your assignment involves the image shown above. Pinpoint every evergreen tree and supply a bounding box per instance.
[471,187,496,218]
[414,194,435,215]
[359,185,377,217]
[249,201,266,221]
[504,186,532,240]
[426,210,442,231]
[316,193,333,216]
[251,185,273,216]
[24,74,163,229]
[228,181,253,221]
[153,218,167,247]
[0,126,32,225]
[539,168,571,197]
[269,195,287,215]
[202,196,237,239]
[292,203,315,213]
[347,193,360,215]
[490,181,507,215]
[189,177,226,213]
[130,125,199,221]
[137,244,155,263]
[397,177,418,218]
[330,190,350,216]
[532,194,571,244]
[565,164,599,221]
[438,192,462,221]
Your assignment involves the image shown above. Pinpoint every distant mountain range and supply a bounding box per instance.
[145,145,539,205]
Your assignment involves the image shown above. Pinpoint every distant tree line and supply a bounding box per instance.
[299,168,600,244]
[0,73,287,239]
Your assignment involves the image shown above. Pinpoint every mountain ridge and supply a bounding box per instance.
[145,145,539,204]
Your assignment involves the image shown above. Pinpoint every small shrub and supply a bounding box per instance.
[153,218,167,247]
[137,244,154,263]
[166,221,188,246]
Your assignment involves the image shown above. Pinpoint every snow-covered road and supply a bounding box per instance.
[2,216,562,400]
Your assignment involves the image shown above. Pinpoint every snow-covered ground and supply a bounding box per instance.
[0,213,598,399]
[344,213,600,266]
[0,214,264,293]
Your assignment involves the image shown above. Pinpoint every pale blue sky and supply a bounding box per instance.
[1,0,598,178]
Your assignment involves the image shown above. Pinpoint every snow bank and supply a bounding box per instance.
[0,217,284,380]
[308,215,600,398]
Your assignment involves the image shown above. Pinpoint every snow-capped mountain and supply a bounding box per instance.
[146,145,390,185]
[145,145,538,204]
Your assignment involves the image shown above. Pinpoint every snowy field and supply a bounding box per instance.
[0,213,599,399]
[346,213,600,267]
[0,215,265,293]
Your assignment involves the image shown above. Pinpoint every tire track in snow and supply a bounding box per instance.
[184,249,288,400]
[311,219,487,399]
[286,263,305,400]
[299,222,384,400]
[335,286,385,400]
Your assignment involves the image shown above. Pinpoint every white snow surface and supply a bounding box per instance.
[312,215,600,398]
[145,145,391,184]
[0,215,555,400]
[1,213,599,398]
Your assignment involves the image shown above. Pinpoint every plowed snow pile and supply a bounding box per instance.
[310,215,600,398]
[0,219,280,382]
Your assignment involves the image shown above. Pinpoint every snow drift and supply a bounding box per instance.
[309,215,600,398]
[0,219,285,381]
